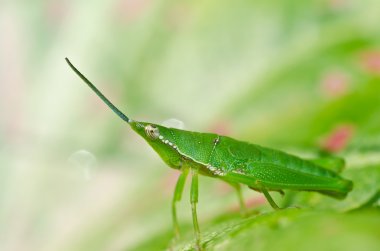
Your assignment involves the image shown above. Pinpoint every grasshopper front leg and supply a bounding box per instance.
[190,168,202,250]
[172,167,189,240]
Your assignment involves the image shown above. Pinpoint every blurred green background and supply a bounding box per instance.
[1,0,380,250]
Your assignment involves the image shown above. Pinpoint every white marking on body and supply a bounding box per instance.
[206,164,225,176]
[158,133,179,152]
[157,132,222,175]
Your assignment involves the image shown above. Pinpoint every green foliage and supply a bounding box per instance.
[131,208,380,251]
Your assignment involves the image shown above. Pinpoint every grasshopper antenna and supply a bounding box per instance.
[65,58,131,123]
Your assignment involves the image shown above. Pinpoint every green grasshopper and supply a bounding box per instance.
[65,58,353,250]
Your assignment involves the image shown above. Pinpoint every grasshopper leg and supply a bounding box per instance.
[249,182,281,210]
[255,181,281,210]
[172,168,189,240]
[190,168,202,250]
[261,187,281,210]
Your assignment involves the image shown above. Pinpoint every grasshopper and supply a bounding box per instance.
[66,58,353,250]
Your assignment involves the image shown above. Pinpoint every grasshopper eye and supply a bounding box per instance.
[145,125,160,140]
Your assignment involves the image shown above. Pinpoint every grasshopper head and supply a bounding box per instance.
[129,121,183,169]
